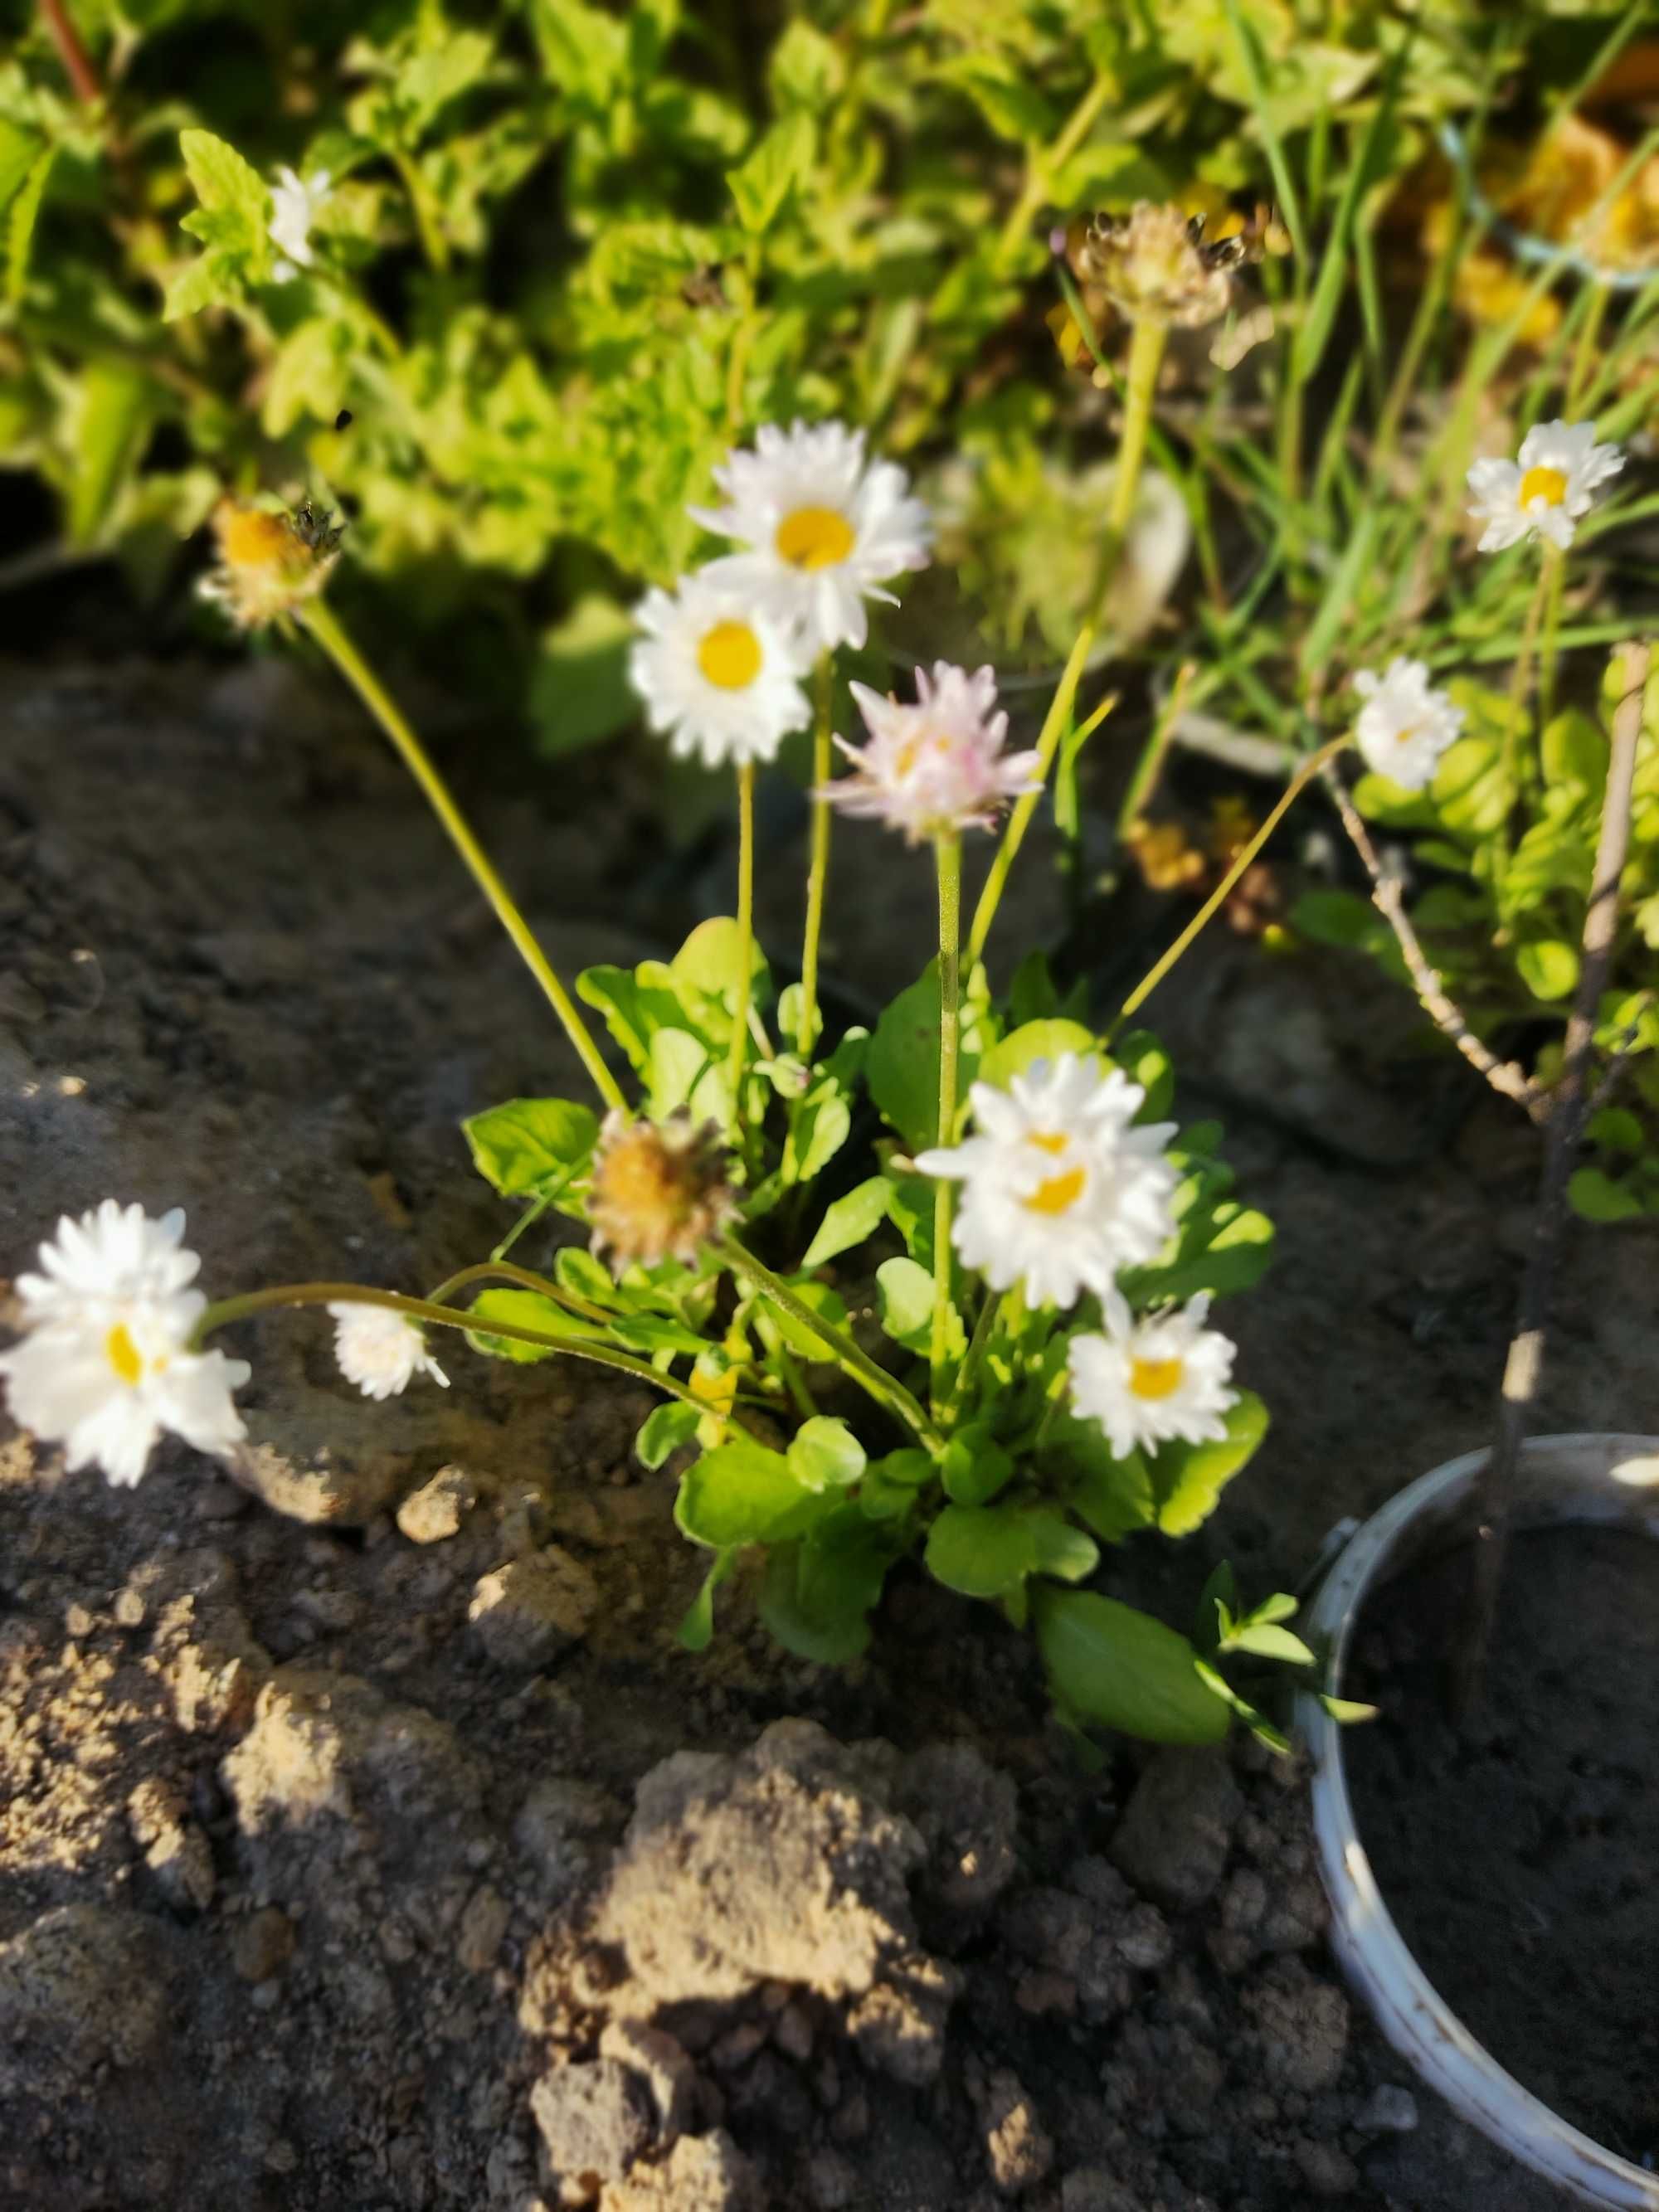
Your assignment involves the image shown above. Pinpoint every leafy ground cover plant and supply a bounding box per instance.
[0,0,1618,722]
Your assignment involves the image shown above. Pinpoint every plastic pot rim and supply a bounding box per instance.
[1295,1430,1659,2211]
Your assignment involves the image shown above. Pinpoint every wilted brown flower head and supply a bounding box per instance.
[1073,202,1288,331]
[201,498,343,629]
[587,1110,737,1275]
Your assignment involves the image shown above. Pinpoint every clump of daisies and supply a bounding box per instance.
[5,411,1317,1754]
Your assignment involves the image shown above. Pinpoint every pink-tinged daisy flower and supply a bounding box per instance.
[824,662,1041,844]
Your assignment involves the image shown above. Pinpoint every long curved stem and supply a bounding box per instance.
[716,1236,940,1448]
[194,1281,734,1426]
[298,597,625,1116]
[728,760,755,1116]
[797,653,834,1057]
[1112,736,1351,1033]
[966,621,1099,968]
[423,1258,613,1327]
[931,832,961,1412]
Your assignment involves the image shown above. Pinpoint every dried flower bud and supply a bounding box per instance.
[587,1111,737,1275]
[1073,202,1287,331]
[200,498,343,629]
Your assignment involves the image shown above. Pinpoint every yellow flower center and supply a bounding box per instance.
[1027,1131,1070,1155]
[105,1322,144,1387]
[894,732,951,778]
[1129,1354,1185,1401]
[221,508,294,570]
[1023,1165,1086,1216]
[697,620,762,690]
[775,505,856,571]
[1519,464,1569,509]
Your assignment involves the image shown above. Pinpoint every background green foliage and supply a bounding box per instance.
[0,0,1594,730]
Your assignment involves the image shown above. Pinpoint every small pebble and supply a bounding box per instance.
[1354,2083,1418,2134]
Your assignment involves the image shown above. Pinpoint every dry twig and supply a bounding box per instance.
[1321,763,1547,1123]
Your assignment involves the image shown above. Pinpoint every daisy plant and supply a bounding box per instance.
[0,421,1329,1755]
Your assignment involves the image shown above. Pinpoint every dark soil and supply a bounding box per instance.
[1347,1525,1659,2166]
[5,650,1656,2210]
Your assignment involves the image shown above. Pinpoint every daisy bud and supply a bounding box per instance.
[328,1304,449,1401]
[1466,419,1624,554]
[201,498,343,630]
[587,1111,737,1275]
[0,1200,249,1487]
[1068,1294,1239,1461]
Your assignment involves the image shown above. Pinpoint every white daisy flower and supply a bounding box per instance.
[825,662,1042,844]
[914,1054,1179,1315]
[0,1199,249,1487]
[630,571,812,771]
[691,419,932,654]
[269,166,331,280]
[1351,657,1466,792]
[1466,419,1624,553]
[328,1303,450,1402]
[1067,1294,1238,1461]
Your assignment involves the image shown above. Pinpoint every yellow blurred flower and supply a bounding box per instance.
[1125,817,1207,893]
[1489,114,1659,274]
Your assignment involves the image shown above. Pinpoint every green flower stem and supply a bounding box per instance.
[298,597,626,1117]
[1499,551,1557,861]
[966,622,1099,968]
[715,1235,940,1449]
[728,760,756,1120]
[422,1257,612,1328]
[993,66,1113,273]
[931,830,962,1413]
[772,1343,820,1421]
[1107,315,1169,547]
[392,148,450,275]
[797,653,835,1057]
[1117,660,1197,838]
[944,1279,1007,1425]
[1112,735,1351,1033]
[192,1282,738,1427]
[490,1189,555,1264]
[1535,542,1569,751]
